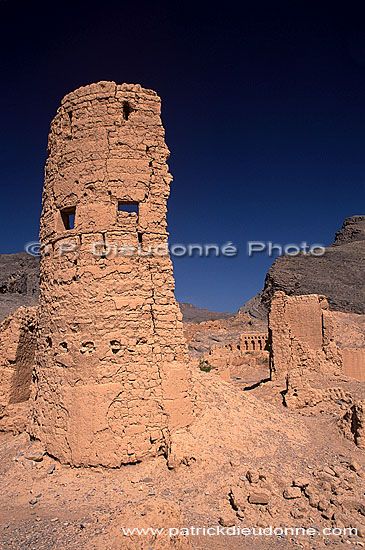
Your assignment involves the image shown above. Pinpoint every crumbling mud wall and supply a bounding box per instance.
[202,333,268,369]
[0,306,37,433]
[269,292,364,438]
[32,81,192,467]
[268,292,330,381]
[341,402,365,450]
[342,350,365,382]
[269,292,365,382]
[240,333,268,352]
[322,310,365,382]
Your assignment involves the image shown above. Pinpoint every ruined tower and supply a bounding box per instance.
[33,81,192,467]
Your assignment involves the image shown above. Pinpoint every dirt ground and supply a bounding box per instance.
[1,368,364,550]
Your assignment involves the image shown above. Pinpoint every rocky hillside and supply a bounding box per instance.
[178,302,233,323]
[0,253,39,322]
[242,215,365,318]
[0,252,39,296]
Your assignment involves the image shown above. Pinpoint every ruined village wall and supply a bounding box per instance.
[268,292,330,379]
[0,306,37,433]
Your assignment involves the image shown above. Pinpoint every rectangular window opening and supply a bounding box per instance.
[118,201,139,216]
[61,207,76,230]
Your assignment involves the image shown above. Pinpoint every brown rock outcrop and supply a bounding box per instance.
[0,306,37,433]
[32,81,192,467]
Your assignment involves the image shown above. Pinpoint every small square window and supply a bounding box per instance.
[60,207,76,230]
[118,202,139,215]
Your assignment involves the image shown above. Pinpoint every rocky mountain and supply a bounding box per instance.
[242,215,365,318]
[0,252,39,296]
[0,253,39,322]
[178,302,233,323]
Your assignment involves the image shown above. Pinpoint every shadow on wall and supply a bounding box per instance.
[9,320,37,404]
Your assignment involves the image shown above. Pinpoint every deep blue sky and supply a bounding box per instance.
[0,1,364,312]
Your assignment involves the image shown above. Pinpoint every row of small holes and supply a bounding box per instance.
[47,339,122,354]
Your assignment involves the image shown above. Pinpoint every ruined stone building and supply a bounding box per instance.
[269,292,365,383]
[268,292,364,445]
[31,81,192,467]
[202,332,269,370]
[240,333,268,352]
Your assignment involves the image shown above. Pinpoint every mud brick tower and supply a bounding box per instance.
[33,81,192,467]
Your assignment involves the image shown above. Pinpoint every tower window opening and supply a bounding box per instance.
[122,101,133,120]
[118,201,138,216]
[61,206,76,230]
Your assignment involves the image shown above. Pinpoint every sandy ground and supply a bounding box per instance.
[1,369,364,550]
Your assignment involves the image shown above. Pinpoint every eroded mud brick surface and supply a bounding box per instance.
[32,81,192,467]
